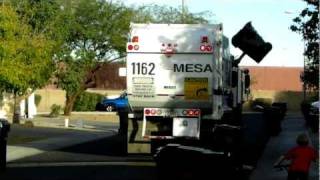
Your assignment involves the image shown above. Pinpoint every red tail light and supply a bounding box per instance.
[187,110,194,116]
[194,110,200,116]
[200,45,206,51]
[145,109,150,115]
[128,45,133,50]
[201,36,208,43]
[183,109,200,117]
[206,45,213,51]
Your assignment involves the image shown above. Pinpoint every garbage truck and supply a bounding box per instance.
[122,22,271,155]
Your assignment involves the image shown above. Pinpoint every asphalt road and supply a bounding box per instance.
[1,112,270,180]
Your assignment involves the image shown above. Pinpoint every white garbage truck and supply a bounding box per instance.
[121,23,255,155]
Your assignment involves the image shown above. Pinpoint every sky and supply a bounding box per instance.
[120,0,306,67]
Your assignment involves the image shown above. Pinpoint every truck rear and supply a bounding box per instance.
[125,23,231,153]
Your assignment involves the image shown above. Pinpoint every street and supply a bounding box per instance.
[0,113,318,180]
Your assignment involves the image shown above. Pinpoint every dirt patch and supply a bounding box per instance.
[8,135,47,145]
[69,114,119,123]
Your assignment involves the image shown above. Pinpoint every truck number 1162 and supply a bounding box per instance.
[131,62,155,75]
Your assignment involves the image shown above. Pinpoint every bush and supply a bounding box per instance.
[73,92,104,111]
[35,94,42,107]
[49,104,62,117]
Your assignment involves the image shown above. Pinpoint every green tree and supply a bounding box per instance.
[55,2,212,116]
[55,0,132,115]
[132,4,212,24]
[290,0,319,90]
[0,5,55,123]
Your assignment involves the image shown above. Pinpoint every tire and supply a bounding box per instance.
[106,105,115,112]
[95,103,103,111]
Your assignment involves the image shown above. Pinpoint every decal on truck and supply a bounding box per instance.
[132,77,155,98]
[174,64,213,73]
[131,62,155,75]
[184,78,209,100]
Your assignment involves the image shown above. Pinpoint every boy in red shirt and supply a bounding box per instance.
[274,133,318,180]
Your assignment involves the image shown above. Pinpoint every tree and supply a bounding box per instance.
[0,5,55,123]
[290,0,319,90]
[55,0,132,115]
[56,2,213,116]
[131,4,212,24]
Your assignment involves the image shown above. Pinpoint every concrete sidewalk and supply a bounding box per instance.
[250,114,319,180]
[7,130,116,163]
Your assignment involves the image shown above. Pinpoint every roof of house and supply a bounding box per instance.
[242,66,303,91]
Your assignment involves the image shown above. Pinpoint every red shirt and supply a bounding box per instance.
[285,146,318,172]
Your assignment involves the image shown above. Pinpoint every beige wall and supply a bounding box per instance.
[35,89,66,112]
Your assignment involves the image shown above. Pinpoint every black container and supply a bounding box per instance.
[0,119,10,171]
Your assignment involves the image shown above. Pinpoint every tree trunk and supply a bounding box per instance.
[64,90,83,116]
[64,95,76,116]
[12,92,20,124]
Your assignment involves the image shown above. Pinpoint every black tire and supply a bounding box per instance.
[95,103,103,111]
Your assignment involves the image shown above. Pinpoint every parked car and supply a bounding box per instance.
[95,92,128,112]
[309,101,319,116]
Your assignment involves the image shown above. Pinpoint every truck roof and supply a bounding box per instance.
[127,23,223,54]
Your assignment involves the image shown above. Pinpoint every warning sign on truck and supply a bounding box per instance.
[132,77,155,98]
[184,77,209,100]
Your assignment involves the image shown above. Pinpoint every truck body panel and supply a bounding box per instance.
[127,23,224,119]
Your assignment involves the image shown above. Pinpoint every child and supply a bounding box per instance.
[274,133,318,180]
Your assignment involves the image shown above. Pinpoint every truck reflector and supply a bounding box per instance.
[134,45,139,50]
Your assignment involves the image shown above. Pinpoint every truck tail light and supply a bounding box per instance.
[145,109,150,115]
[151,109,156,115]
[128,45,133,50]
[145,108,162,116]
[200,45,206,51]
[201,36,208,43]
[206,45,213,51]
[134,45,139,50]
[183,109,200,117]
[194,110,200,116]
[187,110,194,116]
[132,36,139,43]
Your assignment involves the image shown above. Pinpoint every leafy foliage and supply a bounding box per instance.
[131,4,212,24]
[49,104,62,117]
[73,92,104,111]
[0,5,54,94]
[290,0,319,90]
[55,0,132,115]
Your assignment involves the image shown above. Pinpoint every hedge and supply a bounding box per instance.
[73,92,104,111]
